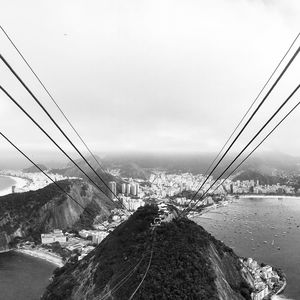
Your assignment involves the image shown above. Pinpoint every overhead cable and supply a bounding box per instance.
[201,32,300,180]
[0,131,107,225]
[186,44,300,206]
[99,254,147,300]
[127,230,155,300]
[209,95,300,196]
[0,85,127,210]
[0,53,123,206]
[183,84,300,215]
[0,25,107,175]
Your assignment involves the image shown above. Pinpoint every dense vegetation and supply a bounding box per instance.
[0,179,116,245]
[0,180,71,239]
[43,205,251,300]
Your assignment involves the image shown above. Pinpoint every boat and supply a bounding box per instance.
[271,240,274,246]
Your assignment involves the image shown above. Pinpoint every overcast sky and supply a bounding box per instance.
[1,0,300,166]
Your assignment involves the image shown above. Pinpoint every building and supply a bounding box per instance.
[109,181,117,199]
[91,231,108,244]
[121,183,126,194]
[261,265,273,280]
[122,197,145,211]
[251,285,268,300]
[79,230,108,244]
[41,229,67,244]
[79,230,91,239]
[126,183,131,195]
[130,184,137,196]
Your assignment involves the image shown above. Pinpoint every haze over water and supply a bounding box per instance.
[194,197,300,299]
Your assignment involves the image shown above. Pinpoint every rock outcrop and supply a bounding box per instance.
[0,179,117,249]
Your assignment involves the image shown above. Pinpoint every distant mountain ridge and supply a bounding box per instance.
[49,155,125,194]
[101,151,300,179]
[22,164,48,173]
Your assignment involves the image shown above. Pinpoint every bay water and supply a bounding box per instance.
[194,197,300,299]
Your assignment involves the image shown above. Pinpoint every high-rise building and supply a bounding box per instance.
[230,184,233,194]
[121,183,126,194]
[130,184,137,196]
[108,181,117,199]
[136,183,140,196]
[126,183,131,195]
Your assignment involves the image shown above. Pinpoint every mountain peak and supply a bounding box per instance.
[42,205,252,300]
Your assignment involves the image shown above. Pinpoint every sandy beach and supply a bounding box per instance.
[238,194,300,199]
[15,248,64,267]
[0,175,29,197]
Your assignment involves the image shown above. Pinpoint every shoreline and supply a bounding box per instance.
[14,248,64,268]
[0,175,30,197]
[192,197,291,299]
[237,194,300,199]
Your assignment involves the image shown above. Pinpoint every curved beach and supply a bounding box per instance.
[15,248,63,267]
[0,175,29,196]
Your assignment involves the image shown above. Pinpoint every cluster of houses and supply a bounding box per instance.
[241,257,283,300]
[40,228,109,261]
[78,229,108,244]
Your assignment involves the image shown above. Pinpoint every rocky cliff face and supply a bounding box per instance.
[0,179,117,249]
[42,205,253,300]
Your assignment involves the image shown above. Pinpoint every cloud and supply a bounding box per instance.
[0,0,300,158]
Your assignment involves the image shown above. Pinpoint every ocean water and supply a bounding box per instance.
[0,175,15,193]
[194,197,300,300]
[0,251,56,300]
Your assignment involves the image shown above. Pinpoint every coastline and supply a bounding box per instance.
[237,194,300,199]
[0,175,29,197]
[192,197,292,299]
[15,248,64,268]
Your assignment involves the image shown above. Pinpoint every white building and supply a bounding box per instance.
[130,184,137,196]
[41,229,67,244]
[121,183,126,194]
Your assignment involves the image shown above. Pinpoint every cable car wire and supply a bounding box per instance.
[98,254,147,300]
[200,32,300,180]
[127,230,155,300]
[0,53,123,207]
[0,131,109,226]
[183,84,300,215]
[0,85,127,210]
[0,25,107,175]
[209,95,300,196]
[184,44,300,208]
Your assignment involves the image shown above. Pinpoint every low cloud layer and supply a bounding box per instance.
[1,0,300,161]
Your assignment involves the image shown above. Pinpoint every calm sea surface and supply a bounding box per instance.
[0,251,56,300]
[0,194,299,299]
[0,175,15,192]
[0,177,56,300]
[194,197,300,300]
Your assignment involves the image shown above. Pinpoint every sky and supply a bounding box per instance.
[1,0,300,167]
